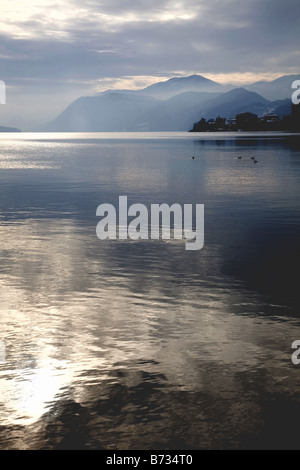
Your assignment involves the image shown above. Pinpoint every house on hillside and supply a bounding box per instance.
[260,113,280,124]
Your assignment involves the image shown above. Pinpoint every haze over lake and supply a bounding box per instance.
[0,132,300,450]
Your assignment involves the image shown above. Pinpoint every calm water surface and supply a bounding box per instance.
[0,132,300,449]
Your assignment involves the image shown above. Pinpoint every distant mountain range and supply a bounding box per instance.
[244,74,300,101]
[0,125,21,132]
[44,74,300,132]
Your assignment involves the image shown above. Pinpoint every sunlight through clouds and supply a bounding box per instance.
[0,0,198,39]
[92,75,171,93]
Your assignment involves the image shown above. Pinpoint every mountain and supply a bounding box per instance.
[44,74,298,132]
[0,125,21,132]
[45,75,225,131]
[195,88,270,120]
[133,91,221,131]
[272,99,292,118]
[127,88,282,131]
[245,74,300,101]
[45,92,160,132]
[140,74,226,99]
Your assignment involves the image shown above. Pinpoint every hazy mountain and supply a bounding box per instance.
[193,88,268,119]
[134,91,221,131]
[0,125,21,132]
[44,74,298,132]
[272,99,293,118]
[140,74,227,99]
[45,92,160,132]
[139,88,285,131]
[245,74,300,101]
[191,91,294,125]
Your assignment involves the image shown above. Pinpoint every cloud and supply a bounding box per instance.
[0,0,299,128]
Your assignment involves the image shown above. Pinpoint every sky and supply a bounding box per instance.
[0,0,299,130]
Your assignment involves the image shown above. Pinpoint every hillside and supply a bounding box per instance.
[44,74,299,132]
[0,126,21,132]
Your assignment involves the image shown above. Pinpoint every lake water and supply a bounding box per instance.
[0,132,300,450]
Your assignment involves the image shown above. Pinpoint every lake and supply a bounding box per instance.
[0,132,300,450]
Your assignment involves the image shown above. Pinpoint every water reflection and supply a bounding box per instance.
[0,133,300,449]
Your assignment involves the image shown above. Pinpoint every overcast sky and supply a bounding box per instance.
[0,0,299,130]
